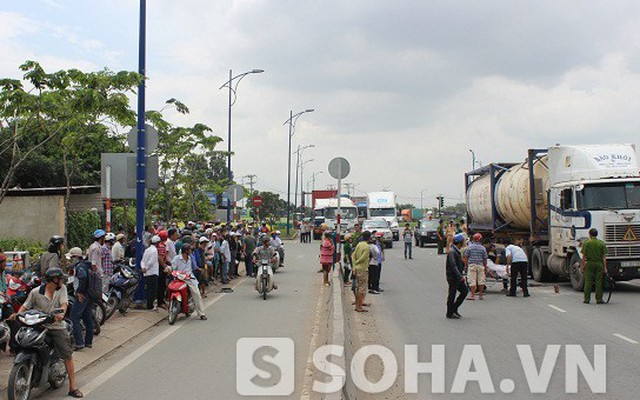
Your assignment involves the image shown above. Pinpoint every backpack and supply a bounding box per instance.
[84,262,103,303]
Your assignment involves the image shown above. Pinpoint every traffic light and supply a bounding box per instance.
[437,196,444,209]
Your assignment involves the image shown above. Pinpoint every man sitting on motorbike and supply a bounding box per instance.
[9,267,83,398]
[269,231,285,267]
[253,237,279,290]
[167,244,208,320]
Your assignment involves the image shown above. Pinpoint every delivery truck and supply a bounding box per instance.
[465,144,640,290]
[366,191,400,240]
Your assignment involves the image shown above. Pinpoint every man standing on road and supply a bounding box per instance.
[504,237,530,297]
[437,220,445,255]
[464,233,488,300]
[581,228,608,304]
[446,234,468,319]
[403,223,413,260]
[141,235,160,310]
[352,230,372,312]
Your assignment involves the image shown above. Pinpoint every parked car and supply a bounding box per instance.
[362,219,393,248]
[416,219,439,247]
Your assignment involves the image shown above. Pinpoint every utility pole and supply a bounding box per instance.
[243,174,257,194]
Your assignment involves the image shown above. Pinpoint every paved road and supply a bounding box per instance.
[351,241,640,399]
[28,240,329,400]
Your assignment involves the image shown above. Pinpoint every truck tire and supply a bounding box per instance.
[569,253,584,291]
[531,248,553,282]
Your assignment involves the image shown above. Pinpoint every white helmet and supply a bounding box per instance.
[105,232,116,242]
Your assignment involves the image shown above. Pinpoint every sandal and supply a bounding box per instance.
[355,308,369,313]
[68,389,84,398]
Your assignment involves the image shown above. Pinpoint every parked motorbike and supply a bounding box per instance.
[255,259,275,300]
[166,271,195,325]
[7,308,69,400]
[6,271,41,312]
[104,260,138,320]
[0,292,12,352]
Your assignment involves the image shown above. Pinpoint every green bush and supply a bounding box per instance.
[67,210,101,249]
[0,237,46,261]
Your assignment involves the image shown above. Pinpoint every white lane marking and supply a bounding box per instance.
[547,304,567,313]
[613,333,639,344]
[299,280,327,400]
[79,278,245,396]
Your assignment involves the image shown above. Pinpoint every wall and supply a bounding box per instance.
[0,195,65,243]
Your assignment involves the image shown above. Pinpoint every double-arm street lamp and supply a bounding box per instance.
[284,109,315,236]
[219,68,264,223]
[293,144,315,215]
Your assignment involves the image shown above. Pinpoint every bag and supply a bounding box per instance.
[86,265,103,303]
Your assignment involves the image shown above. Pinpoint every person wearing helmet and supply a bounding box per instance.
[252,236,279,290]
[141,236,161,310]
[167,243,207,320]
[101,232,116,293]
[463,233,488,301]
[10,267,83,397]
[39,235,65,276]
[446,233,468,319]
[88,229,106,278]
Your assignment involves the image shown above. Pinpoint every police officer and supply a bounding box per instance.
[580,228,608,304]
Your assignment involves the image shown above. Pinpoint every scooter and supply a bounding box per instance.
[0,292,12,352]
[255,259,275,300]
[6,271,40,313]
[104,260,139,320]
[7,308,69,400]
[166,270,195,325]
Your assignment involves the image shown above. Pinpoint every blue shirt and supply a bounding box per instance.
[464,242,488,265]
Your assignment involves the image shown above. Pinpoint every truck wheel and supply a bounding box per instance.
[569,253,584,291]
[531,248,553,282]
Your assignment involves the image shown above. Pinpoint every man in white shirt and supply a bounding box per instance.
[504,238,530,297]
[166,228,178,264]
[141,235,160,310]
[87,229,106,275]
[111,233,126,262]
[220,235,231,284]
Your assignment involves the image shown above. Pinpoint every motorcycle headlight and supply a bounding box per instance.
[19,313,47,326]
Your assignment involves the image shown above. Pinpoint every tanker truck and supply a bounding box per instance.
[465,144,640,290]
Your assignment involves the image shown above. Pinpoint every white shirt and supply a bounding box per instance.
[369,243,380,266]
[270,237,283,249]
[505,245,528,263]
[220,240,231,262]
[112,241,125,262]
[141,245,159,276]
[87,241,103,274]
[166,239,177,262]
[171,254,198,285]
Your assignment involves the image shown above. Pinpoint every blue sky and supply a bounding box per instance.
[3,1,640,206]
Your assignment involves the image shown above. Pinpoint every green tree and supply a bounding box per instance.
[246,191,286,220]
[0,61,140,206]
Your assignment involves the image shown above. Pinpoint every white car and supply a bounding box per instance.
[362,219,394,248]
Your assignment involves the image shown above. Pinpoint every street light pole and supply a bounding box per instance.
[300,158,314,209]
[219,68,264,223]
[284,109,315,236]
[293,144,314,215]
[469,149,476,172]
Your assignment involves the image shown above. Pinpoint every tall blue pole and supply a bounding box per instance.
[226,69,232,224]
[135,0,147,301]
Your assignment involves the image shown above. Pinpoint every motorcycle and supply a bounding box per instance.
[255,259,275,300]
[6,271,41,313]
[7,308,69,400]
[0,292,12,352]
[166,270,195,325]
[104,260,139,320]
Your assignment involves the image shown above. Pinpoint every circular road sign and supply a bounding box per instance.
[328,157,350,180]
[253,195,263,207]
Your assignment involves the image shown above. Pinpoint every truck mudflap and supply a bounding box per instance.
[608,260,640,280]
